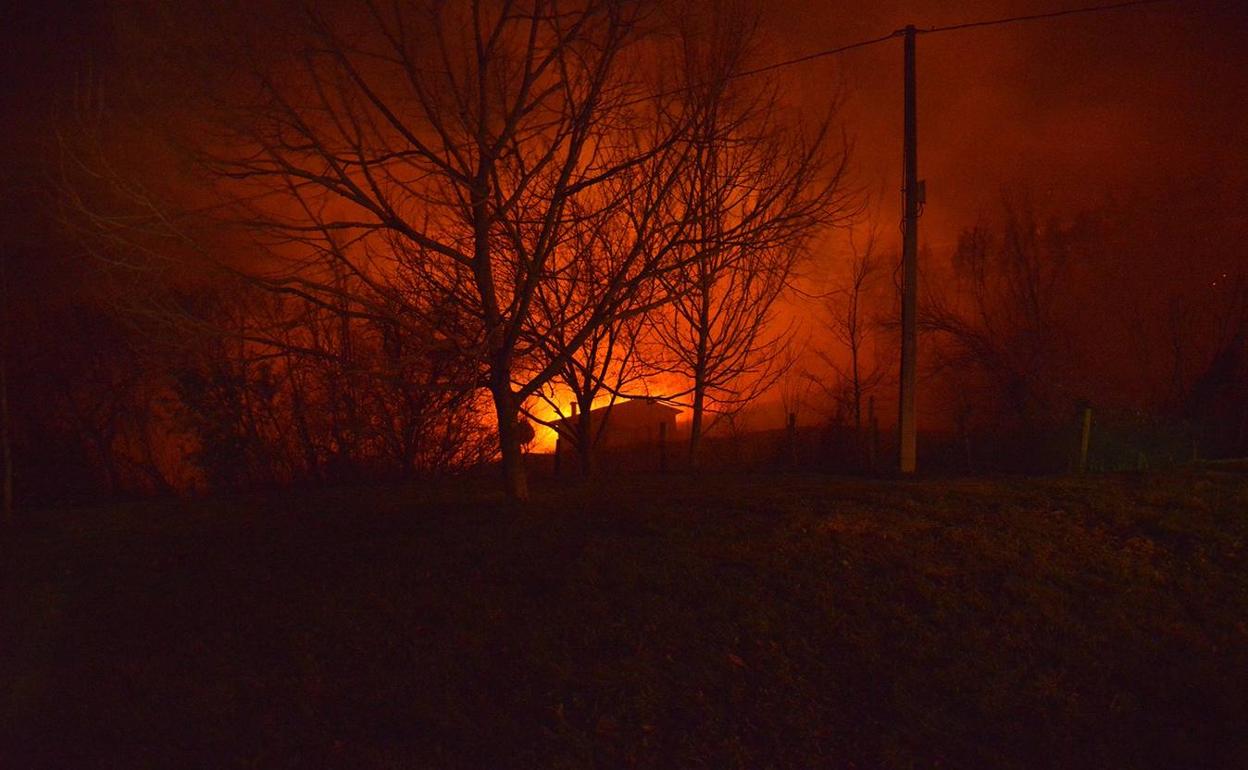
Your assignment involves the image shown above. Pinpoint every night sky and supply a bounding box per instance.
[2,0,1247,438]
[7,0,1248,244]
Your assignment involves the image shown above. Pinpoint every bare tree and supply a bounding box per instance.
[1,233,11,522]
[1178,270,1248,454]
[64,0,731,500]
[813,228,887,436]
[524,200,657,476]
[778,363,815,425]
[533,314,646,476]
[651,9,856,466]
[921,196,1078,432]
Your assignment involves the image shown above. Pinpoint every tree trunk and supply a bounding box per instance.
[851,341,862,434]
[576,404,594,477]
[0,337,10,524]
[285,361,320,483]
[688,383,705,469]
[0,251,10,523]
[492,387,529,502]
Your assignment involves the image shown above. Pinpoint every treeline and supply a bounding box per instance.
[804,186,1248,474]
[5,0,1244,507]
[937,191,1246,469]
[7,276,494,505]
[48,0,854,502]
[12,179,1247,506]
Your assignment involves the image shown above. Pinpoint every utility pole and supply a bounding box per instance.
[0,247,10,523]
[898,25,920,475]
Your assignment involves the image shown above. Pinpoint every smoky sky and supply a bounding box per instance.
[849,2,1237,243]
[6,0,1247,238]
[752,0,1248,252]
[3,0,1246,429]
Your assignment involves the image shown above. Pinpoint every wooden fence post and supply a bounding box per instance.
[787,412,798,467]
[867,396,879,474]
[1077,406,1093,475]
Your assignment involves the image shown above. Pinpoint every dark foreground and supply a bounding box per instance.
[2,469,1247,769]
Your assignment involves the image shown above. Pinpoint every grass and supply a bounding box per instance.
[2,468,1247,768]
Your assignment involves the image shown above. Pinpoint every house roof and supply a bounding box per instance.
[552,398,680,427]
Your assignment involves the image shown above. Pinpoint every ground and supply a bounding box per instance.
[2,468,1246,769]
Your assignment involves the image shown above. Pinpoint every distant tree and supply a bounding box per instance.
[1177,271,1248,455]
[32,303,182,496]
[0,224,11,522]
[778,365,815,425]
[921,197,1082,434]
[812,227,887,436]
[180,283,494,487]
[650,6,856,466]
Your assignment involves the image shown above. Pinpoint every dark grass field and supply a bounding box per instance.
[2,468,1247,769]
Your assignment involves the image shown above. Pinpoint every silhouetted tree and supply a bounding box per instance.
[0,220,11,521]
[529,210,654,475]
[651,7,855,466]
[66,0,751,500]
[1178,271,1248,455]
[813,228,887,436]
[922,197,1080,434]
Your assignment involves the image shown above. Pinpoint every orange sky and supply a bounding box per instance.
[746,0,1248,428]
[6,0,1247,447]
[7,0,1245,249]
[762,0,1247,246]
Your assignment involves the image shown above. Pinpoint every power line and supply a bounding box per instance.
[169,0,1179,212]
[887,0,1175,474]
[696,0,1178,95]
[920,0,1173,36]
[727,31,902,81]
[624,31,901,108]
